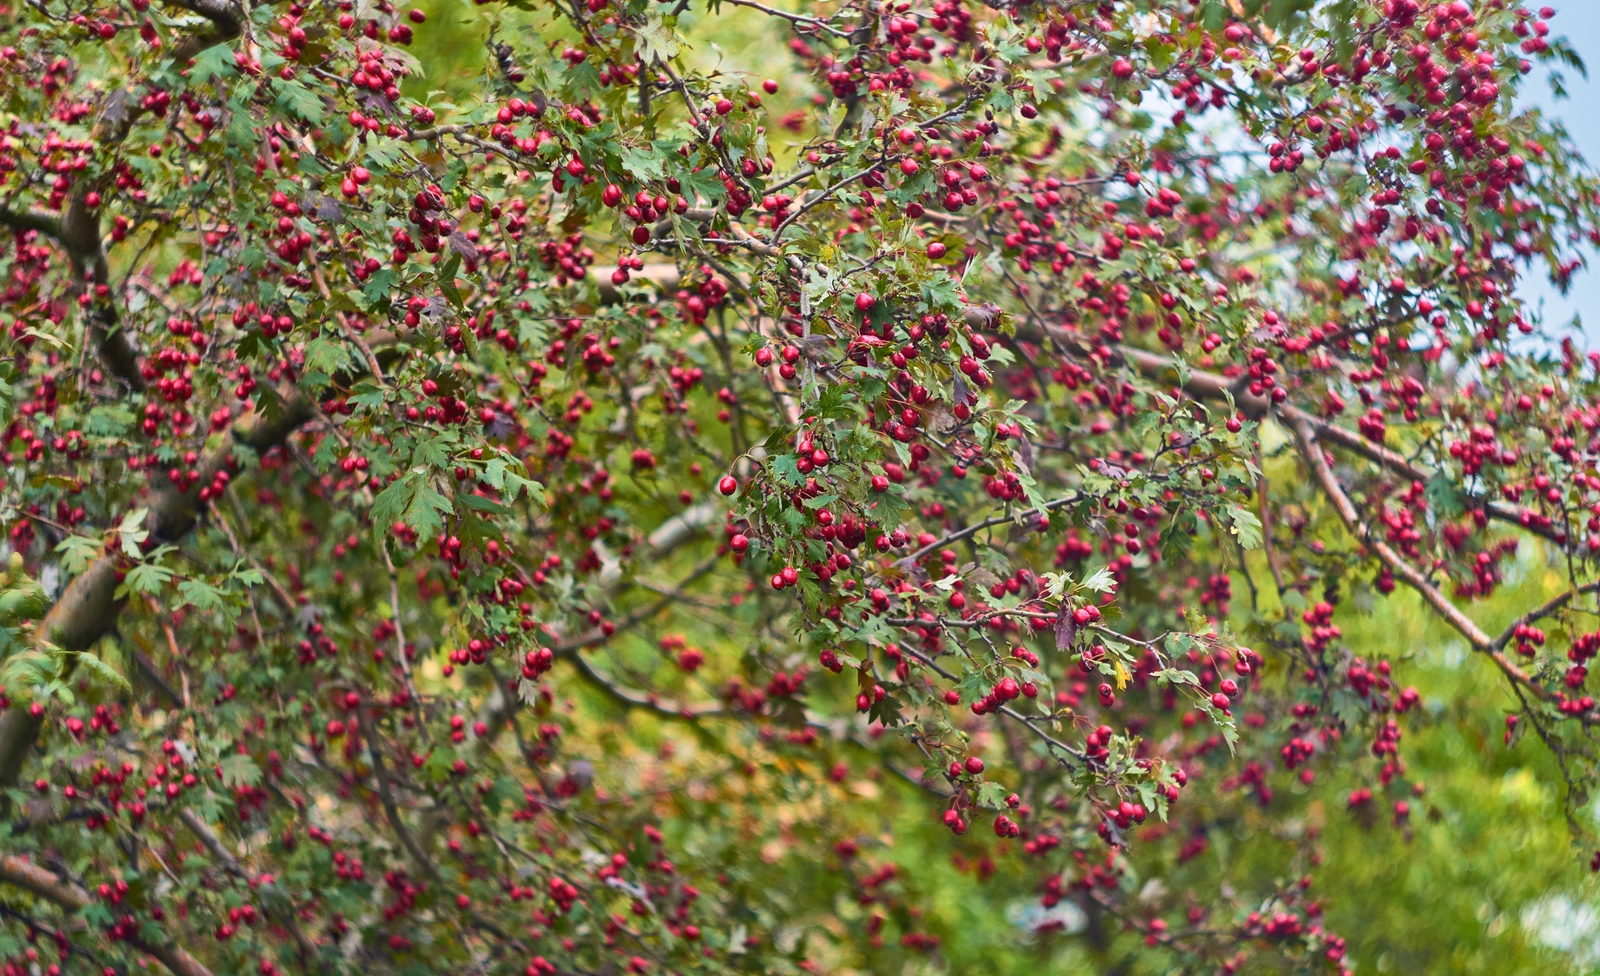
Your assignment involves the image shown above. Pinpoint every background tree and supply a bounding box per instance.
[1,0,1599,973]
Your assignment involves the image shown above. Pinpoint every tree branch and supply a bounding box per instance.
[176,809,328,972]
[1291,418,1542,696]
[161,0,245,63]
[0,855,214,976]
[1492,581,1600,651]
[0,390,316,787]
[0,204,63,237]
[1109,343,1573,550]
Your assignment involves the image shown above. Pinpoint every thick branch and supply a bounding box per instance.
[367,737,442,882]
[161,0,245,63]
[0,855,214,976]
[0,390,316,787]
[161,0,243,27]
[0,205,63,237]
[1291,410,1569,550]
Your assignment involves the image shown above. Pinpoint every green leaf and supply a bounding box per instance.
[118,562,175,598]
[371,472,421,529]
[0,584,48,625]
[86,404,135,436]
[274,79,325,123]
[438,253,464,308]
[620,145,667,181]
[1078,567,1116,593]
[176,578,231,615]
[1155,667,1200,688]
[867,693,905,728]
[422,746,457,784]
[189,44,235,83]
[348,381,387,412]
[633,11,681,64]
[362,269,398,308]
[76,651,131,692]
[254,384,288,427]
[412,432,458,470]
[1226,505,1263,550]
[219,754,263,787]
[118,507,149,559]
[458,492,506,515]
[771,454,802,486]
[382,470,464,540]
[974,781,1009,810]
[303,337,352,378]
[0,650,58,690]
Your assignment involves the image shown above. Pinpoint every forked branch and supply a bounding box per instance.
[1291,418,1542,697]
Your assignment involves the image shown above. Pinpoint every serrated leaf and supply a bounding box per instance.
[76,651,131,692]
[54,535,102,578]
[117,562,174,598]
[176,579,231,615]
[119,507,149,559]
[1226,505,1263,550]
[406,485,453,542]
[633,11,680,64]
[975,781,1008,810]
[1155,667,1200,687]
[371,471,421,529]
[867,693,905,728]
[274,78,325,123]
[219,754,263,787]
[771,454,802,486]
[1078,567,1116,593]
[620,145,666,181]
[189,44,235,83]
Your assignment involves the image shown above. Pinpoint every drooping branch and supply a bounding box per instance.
[1291,418,1542,696]
[1035,337,1576,552]
[1492,581,1600,651]
[175,809,328,971]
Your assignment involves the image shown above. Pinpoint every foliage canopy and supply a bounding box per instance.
[2,0,1600,973]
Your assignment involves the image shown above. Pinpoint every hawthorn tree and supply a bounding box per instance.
[0,0,1599,971]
